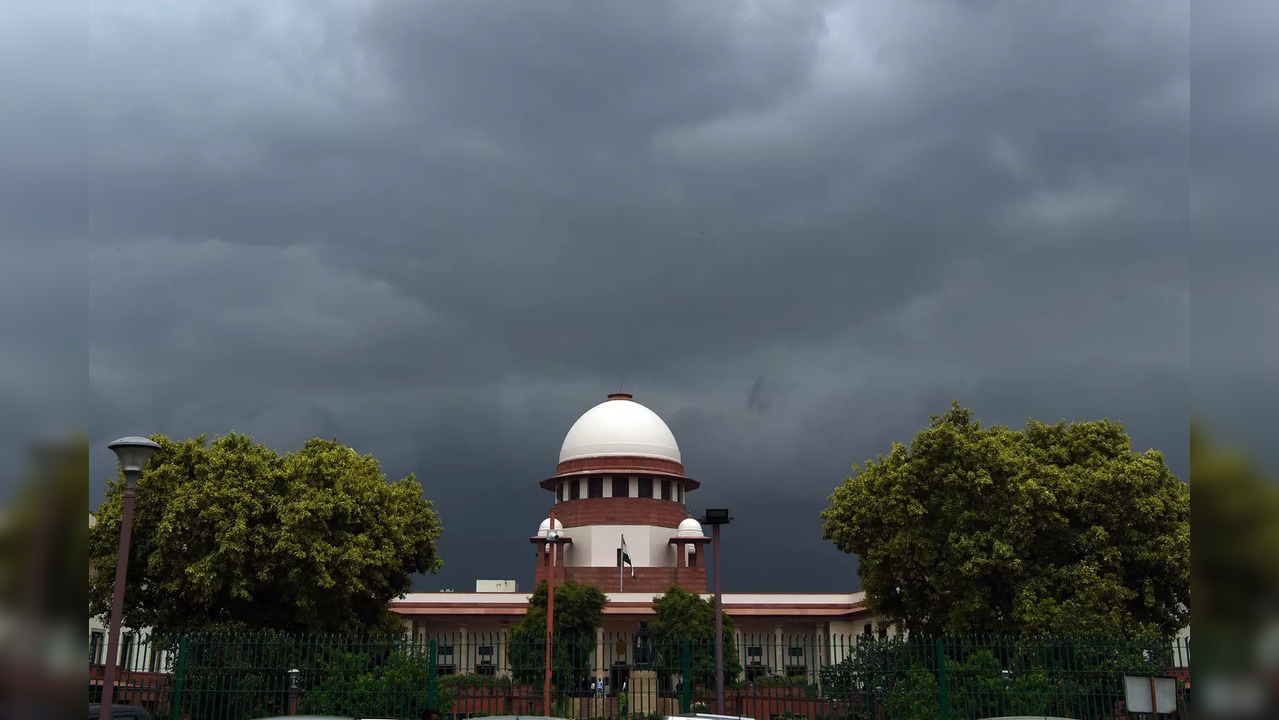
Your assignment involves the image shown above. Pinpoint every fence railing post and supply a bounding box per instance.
[170,635,187,720]
[936,637,950,720]
[427,639,438,711]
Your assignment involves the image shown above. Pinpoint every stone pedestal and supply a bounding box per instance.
[628,669,660,717]
[571,695,610,719]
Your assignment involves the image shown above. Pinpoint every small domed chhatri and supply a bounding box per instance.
[532,392,709,593]
[677,516,705,538]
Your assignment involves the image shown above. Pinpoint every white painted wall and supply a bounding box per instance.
[561,524,684,567]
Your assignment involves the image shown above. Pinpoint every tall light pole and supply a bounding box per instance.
[100,436,161,712]
[543,507,560,718]
[700,508,731,716]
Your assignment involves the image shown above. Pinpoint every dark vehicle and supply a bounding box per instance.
[88,704,151,720]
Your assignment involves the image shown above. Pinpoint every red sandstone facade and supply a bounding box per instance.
[533,561,706,594]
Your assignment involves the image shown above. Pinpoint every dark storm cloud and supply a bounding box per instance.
[6,0,1227,589]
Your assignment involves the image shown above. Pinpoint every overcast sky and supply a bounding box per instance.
[3,1,1274,592]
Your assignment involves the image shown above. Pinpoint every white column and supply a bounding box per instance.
[595,626,606,680]
[813,621,825,683]
[774,622,784,675]
[459,623,469,674]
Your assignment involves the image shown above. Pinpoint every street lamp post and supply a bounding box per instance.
[700,508,732,716]
[100,436,161,713]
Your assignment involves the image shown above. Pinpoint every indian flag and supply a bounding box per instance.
[621,535,636,578]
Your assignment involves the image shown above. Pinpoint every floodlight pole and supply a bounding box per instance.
[713,521,725,715]
[701,509,731,716]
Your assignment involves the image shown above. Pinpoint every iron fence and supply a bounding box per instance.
[89,631,1190,720]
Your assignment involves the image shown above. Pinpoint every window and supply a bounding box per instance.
[638,477,653,498]
[90,631,104,665]
[863,623,873,636]
[788,646,804,659]
[660,480,671,500]
[558,482,566,502]
[612,477,629,498]
[570,479,581,500]
[477,646,496,675]
[676,484,683,503]
[120,633,135,670]
[588,477,603,498]
[745,647,767,681]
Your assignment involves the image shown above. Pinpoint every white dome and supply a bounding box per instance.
[538,518,564,537]
[677,517,704,538]
[558,394,681,464]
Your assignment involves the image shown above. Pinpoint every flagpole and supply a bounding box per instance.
[619,535,623,592]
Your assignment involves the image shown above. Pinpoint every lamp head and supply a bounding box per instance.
[108,436,161,486]
[701,508,731,525]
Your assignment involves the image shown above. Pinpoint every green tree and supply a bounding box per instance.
[651,584,741,688]
[819,635,1175,720]
[821,402,1190,636]
[1190,422,1279,668]
[176,632,454,720]
[0,434,88,629]
[89,433,443,635]
[507,579,607,690]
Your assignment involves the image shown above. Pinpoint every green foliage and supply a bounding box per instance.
[299,645,449,719]
[177,633,449,720]
[818,634,1179,720]
[440,672,515,692]
[89,432,443,635]
[821,402,1190,636]
[0,434,87,626]
[1190,422,1279,648]
[178,632,299,720]
[749,674,810,688]
[651,584,742,687]
[507,579,608,687]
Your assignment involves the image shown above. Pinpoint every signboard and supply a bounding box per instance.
[1124,674,1178,714]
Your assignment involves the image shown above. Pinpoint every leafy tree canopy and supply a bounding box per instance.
[89,433,443,635]
[1190,422,1279,653]
[0,434,88,627]
[651,584,742,685]
[821,403,1189,637]
[507,579,608,684]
